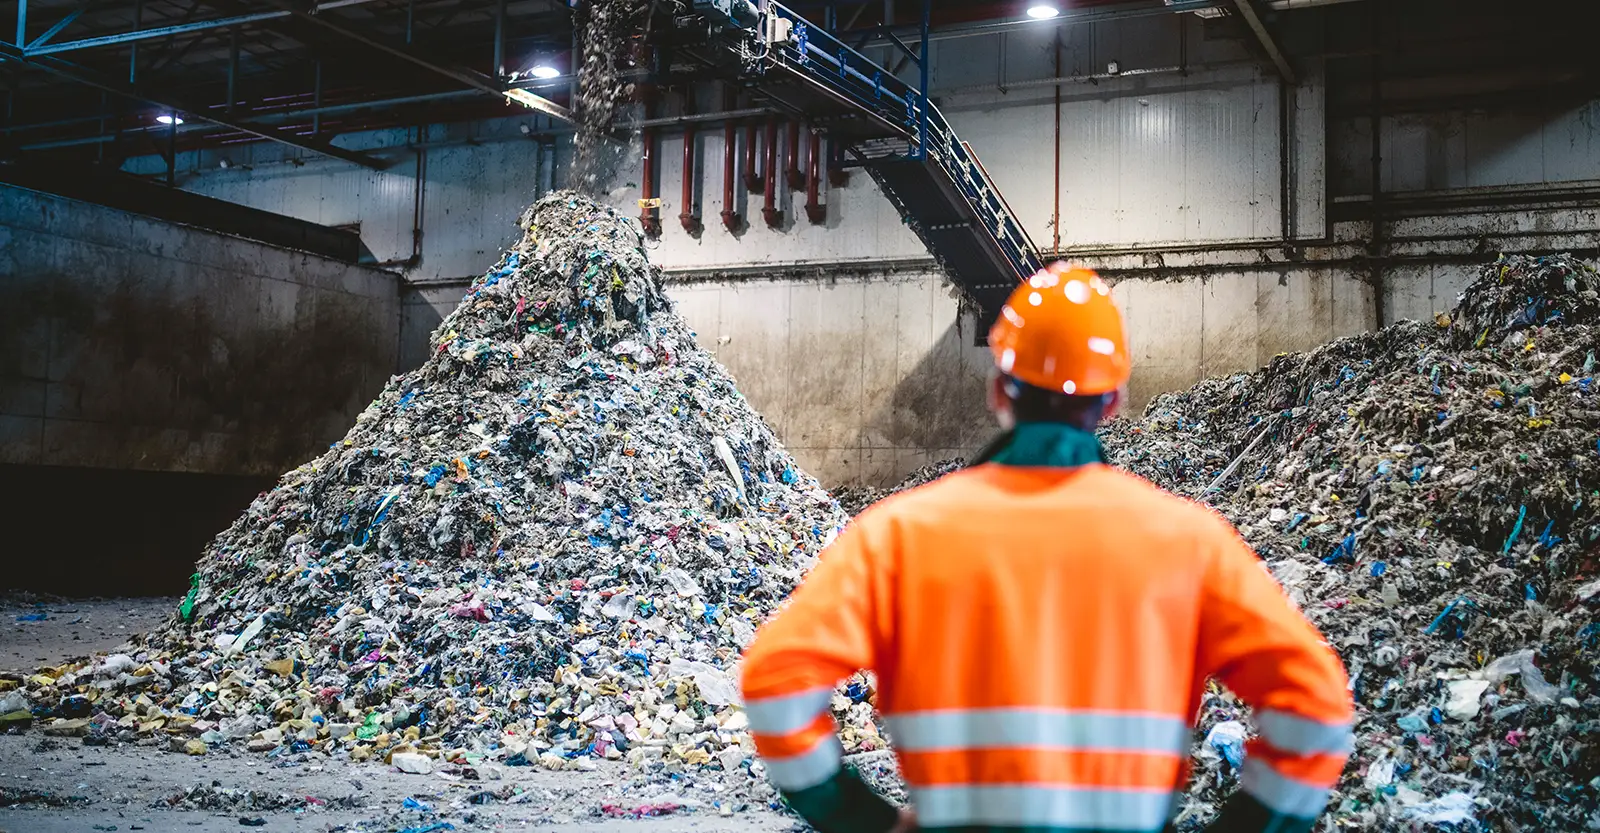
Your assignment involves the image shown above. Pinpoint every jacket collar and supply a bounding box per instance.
[975,422,1106,469]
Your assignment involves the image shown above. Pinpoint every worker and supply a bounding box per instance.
[739,262,1353,833]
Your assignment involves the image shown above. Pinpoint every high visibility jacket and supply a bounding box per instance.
[740,425,1353,833]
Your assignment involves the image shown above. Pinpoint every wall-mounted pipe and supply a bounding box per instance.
[721,105,740,231]
[805,127,825,224]
[785,121,804,191]
[680,121,701,234]
[379,122,426,268]
[640,107,661,237]
[762,117,781,228]
[743,121,762,192]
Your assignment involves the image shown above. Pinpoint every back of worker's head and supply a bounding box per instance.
[985,262,1130,432]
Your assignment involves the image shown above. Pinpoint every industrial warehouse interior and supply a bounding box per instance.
[2,0,1599,830]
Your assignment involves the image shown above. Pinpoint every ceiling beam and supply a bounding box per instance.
[25,0,384,56]
[1231,0,1297,85]
[0,41,389,169]
[262,0,572,122]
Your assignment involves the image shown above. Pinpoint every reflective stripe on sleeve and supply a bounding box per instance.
[912,784,1176,830]
[743,687,834,737]
[885,709,1189,754]
[761,734,843,792]
[1256,709,1354,757]
[1240,757,1332,818]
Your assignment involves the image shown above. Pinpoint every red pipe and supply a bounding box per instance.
[785,121,804,191]
[1052,34,1062,254]
[721,119,740,231]
[762,118,782,228]
[640,126,661,238]
[680,123,701,234]
[743,122,762,192]
[805,127,825,224]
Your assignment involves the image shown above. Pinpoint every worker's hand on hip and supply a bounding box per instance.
[888,807,918,833]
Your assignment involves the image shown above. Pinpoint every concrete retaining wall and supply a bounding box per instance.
[0,182,400,477]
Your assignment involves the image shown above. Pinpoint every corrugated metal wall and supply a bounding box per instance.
[1331,101,1600,195]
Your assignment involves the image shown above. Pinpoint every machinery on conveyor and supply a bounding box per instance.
[651,0,1043,318]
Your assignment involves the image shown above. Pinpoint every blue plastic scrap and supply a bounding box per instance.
[1503,505,1528,553]
[1323,531,1358,565]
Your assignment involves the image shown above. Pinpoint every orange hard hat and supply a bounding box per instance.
[987,262,1130,396]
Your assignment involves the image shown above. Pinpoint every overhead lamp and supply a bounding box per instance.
[529,65,562,80]
[156,114,184,125]
[1027,4,1060,19]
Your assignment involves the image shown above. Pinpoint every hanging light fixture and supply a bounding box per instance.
[1027,4,1061,19]
[155,114,184,125]
[529,65,562,80]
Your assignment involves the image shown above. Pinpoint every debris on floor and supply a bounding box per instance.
[1103,254,1600,831]
[4,192,859,799]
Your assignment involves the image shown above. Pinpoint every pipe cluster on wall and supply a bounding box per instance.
[639,97,830,237]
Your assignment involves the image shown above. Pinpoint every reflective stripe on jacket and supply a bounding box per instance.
[740,428,1353,833]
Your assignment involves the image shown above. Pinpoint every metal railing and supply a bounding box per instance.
[753,1,1043,286]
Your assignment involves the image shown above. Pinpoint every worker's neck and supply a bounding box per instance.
[988,421,1105,468]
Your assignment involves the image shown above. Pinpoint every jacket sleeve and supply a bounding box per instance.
[1195,516,1354,833]
[739,514,899,833]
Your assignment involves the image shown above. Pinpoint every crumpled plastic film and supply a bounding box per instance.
[9,192,869,783]
[1103,255,1600,831]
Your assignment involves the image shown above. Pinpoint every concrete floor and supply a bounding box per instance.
[0,597,798,833]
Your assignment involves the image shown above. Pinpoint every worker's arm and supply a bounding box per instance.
[739,516,900,833]
[1195,517,1355,833]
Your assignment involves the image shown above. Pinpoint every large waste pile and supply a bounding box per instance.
[1103,255,1600,830]
[3,193,867,780]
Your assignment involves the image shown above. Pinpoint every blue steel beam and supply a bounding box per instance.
[24,0,382,56]
[0,40,389,169]
[27,1,91,49]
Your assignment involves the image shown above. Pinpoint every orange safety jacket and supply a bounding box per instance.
[740,424,1353,833]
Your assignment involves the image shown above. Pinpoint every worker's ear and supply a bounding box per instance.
[1103,386,1128,422]
[987,373,1016,430]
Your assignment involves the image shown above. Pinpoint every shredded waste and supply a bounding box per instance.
[2,193,879,793]
[1103,254,1600,831]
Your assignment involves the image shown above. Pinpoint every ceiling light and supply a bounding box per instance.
[1027,4,1060,19]
[529,65,562,80]
[155,114,184,125]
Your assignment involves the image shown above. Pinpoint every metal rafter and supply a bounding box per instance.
[0,40,388,168]
[25,0,385,56]
[261,0,572,122]
[1231,0,1297,85]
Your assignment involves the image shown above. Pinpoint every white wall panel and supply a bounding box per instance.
[1333,100,1600,195]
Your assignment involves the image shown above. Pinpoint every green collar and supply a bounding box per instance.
[980,422,1106,469]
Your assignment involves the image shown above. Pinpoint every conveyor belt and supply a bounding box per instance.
[661,1,1042,317]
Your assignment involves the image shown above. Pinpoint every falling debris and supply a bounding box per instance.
[9,193,862,784]
[569,0,646,189]
[1103,255,1600,831]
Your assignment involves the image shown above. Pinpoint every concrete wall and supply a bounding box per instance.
[658,262,1373,486]
[0,183,400,477]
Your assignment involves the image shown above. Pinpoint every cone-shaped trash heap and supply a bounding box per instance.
[31,193,852,771]
[1103,254,1600,830]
